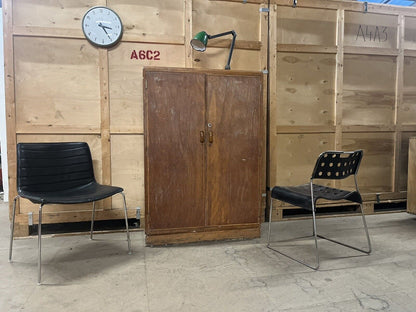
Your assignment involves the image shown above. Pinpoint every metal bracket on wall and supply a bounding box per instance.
[136,207,141,220]
[293,0,297,8]
[259,7,269,13]
[364,1,368,13]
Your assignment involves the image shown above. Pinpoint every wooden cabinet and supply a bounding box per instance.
[144,67,264,245]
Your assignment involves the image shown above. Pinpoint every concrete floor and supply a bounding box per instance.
[1,200,416,312]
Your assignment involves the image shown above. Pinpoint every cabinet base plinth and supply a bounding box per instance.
[145,226,260,246]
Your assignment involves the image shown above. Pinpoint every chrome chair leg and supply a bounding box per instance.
[315,204,371,255]
[9,196,19,262]
[311,204,320,270]
[360,204,372,253]
[38,203,44,285]
[267,198,273,246]
[121,192,132,254]
[90,201,96,240]
[267,199,320,270]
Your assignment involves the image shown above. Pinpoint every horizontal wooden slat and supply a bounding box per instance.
[276,126,336,134]
[344,46,399,56]
[404,49,416,57]
[15,209,137,224]
[276,44,337,54]
[273,0,416,16]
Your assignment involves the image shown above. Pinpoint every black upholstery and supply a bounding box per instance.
[271,150,363,210]
[10,142,131,284]
[17,142,122,204]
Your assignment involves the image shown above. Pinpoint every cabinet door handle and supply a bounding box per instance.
[200,131,205,143]
[209,131,214,143]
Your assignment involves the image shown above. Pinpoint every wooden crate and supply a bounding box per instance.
[269,0,416,219]
[4,0,268,236]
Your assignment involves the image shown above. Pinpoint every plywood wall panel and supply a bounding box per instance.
[192,0,261,42]
[402,57,416,125]
[344,12,398,49]
[272,133,335,186]
[274,52,336,127]
[404,16,416,50]
[109,42,185,133]
[343,54,396,126]
[192,48,261,71]
[400,132,416,192]
[276,7,337,45]
[108,0,184,41]
[341,132,394,193]
[13,0,104,30]
[111,135,145,211]
[14,37,101,133]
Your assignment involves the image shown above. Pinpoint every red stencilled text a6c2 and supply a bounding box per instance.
[131,50,161,60]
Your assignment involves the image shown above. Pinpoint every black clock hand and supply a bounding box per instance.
[98,22,112,40]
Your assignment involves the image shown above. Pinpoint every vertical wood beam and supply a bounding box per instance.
[185,0,193,68]
[269,4,278,187]
[334,9,344,189]
[393,15,405,193]
[99,48,112,209]
[3,0,18,219]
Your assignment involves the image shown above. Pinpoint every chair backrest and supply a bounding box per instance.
[311,150,363,180]
[17,142,95,193]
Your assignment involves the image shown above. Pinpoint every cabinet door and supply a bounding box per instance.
[206,74,263,226]
[145,71,206,231]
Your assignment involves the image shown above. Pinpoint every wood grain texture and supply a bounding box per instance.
[343,54,396,126]
[111,135,145,211]
[206,74,263,226]
[342,132,395,193]
[344,12,398,49]
[144,70,206,231]
[108,0,184,41]
[276,6,337,46]
[144,68,263,243]
[274,52,336,127]
[14,37,101,132]
[402,57,416,125]
[407,137,416,214]
[13,0,104,30]
[404,16,416,50]
[108,42,185,134]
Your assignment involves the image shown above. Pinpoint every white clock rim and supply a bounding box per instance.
[82,6,123,48]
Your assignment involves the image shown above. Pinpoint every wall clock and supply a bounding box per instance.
[82,6,123,48]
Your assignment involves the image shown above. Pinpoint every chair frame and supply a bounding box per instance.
[267,150,372,270]
[8,142,132,285]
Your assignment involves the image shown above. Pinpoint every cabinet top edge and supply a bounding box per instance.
[143,67,264,77]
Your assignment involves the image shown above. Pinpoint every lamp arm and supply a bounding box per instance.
[208,30,237,70]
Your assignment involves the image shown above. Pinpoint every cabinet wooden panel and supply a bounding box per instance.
[206,74,262,226]
[144,67,263,245]
[144,71,206,231]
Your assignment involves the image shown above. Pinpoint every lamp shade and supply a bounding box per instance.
[190,31,209,52]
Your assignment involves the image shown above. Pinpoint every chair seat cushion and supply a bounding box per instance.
[271,183,362,210]
[18,182,123,204]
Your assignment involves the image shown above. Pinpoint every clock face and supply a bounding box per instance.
[82,6,123,48]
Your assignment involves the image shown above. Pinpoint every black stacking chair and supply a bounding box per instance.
[267,150,371,270]
[9,142,132,284]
